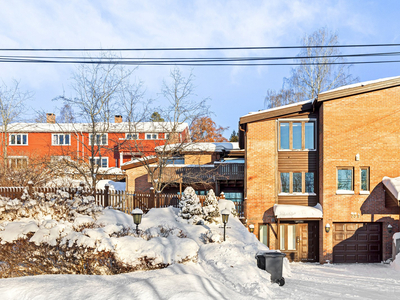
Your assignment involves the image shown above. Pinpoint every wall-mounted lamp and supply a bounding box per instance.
[249,224,255,233]
[355,153,360,161]
[325,223,331,233]
[388,224,393,234]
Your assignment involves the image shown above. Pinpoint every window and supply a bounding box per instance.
[89,134,107,145]
[8,156,28,169]
[52,134,70,145]
[279,224,297,251]
[224,192,243,203]
[259,225,268,246]
[279,172,315,195]
[90,157,108,168]
[361,167,370,192]
[146,133,158,140]
[10,134,28,145]
[126,133,138,140]
[165,157,185,165]
[337,167,353,191]
[165,133,170,140]
[278,120,316,150]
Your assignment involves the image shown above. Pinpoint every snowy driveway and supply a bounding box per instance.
[270,262,400,300]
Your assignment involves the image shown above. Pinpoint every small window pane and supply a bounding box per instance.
[280,225,285,250]
[361,168,369,191]
[280,173,290,193]
[338,169,353,190]
[101,158,108,168]
[146,134,151,139]
[293,173,302,193]
[305,173,314,193]
[65,135,70,145]
[292,123,302,149]
[102,135,107,144]
[260,225,268,246]
[17,135,21,144]
[59,135,64,145]
[305,122,315,149]
[280,123,289,149]
[287,225,296,251]
[22,134,27,145]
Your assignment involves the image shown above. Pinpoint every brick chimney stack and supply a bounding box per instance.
[115,115,123,123]
[46,113,56,124]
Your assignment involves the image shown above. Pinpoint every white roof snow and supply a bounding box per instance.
[382,176,400,200]
[320,76,400,95]
[4,122,189,133]
[241,99,313,119]
[156,142,240,153]
[273,204,323,219]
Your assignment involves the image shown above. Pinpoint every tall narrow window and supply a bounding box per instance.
[305,122,315,150]
[287,225,296,251]
[292,123,302,149]
[361,167,370,192]
[280,123,289,149]
[280,225,285,250]
[305,172,315,193]
[293,172,302,193]
[259,225,268,246]
[337,168,353,191]
[280,173,290,193]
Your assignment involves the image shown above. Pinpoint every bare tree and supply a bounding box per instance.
[265,27,358,108]
[0,80,32,170]
[57,103,75,123]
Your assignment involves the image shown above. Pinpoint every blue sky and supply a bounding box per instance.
[0,0,399,137]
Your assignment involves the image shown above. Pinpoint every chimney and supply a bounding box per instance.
[115,115,123,123]
[46,113,56,124]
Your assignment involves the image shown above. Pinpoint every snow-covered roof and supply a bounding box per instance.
[3,122,189,133]
[120,155,158,169]
[382,176,400,200]
[320,76,400,95]
[156,142,240,153]
[241,99,313,119]
[273,204,323,219]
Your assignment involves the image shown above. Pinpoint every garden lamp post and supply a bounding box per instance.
[131,208,143,234]
[221,209,230,241]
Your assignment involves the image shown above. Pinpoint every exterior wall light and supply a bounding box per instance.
[131,208,143,234]
[325,223,331,233]
[249,224,255,233]
[221,209,230,241]
[388,224,393,234]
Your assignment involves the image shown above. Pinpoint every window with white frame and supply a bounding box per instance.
[8,156,28,169]
[90,157,108,168]
[279,120,316,150]
[126,133,138,140]
[279,171,315,195]
[337,167,353,192]
[146,133,158,140]
[52,134,71,145]
[165,133,170,140]
[361,167,370,192]
[89,134,107,145]
[9,134,28,145]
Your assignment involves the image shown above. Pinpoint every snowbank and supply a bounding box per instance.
[96,180,126,191]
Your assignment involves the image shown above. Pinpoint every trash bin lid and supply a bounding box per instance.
[259,251,286,257]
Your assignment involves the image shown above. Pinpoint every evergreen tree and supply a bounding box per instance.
[202,189,220,223]
[178,187,203,224]
[229,130,239,142]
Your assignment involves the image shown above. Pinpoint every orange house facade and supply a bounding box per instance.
[240,76,400,263]
[2,114,190,171]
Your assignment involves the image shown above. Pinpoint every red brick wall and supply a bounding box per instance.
[320,86,400,262]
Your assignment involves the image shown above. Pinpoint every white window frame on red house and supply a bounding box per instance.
[9,133,28,145]
[165,133,170,140]
[125,133,139,140]
[52,134,71,145]
[90,157,109,168]
[89,133,108,145]
[145,133,158,140]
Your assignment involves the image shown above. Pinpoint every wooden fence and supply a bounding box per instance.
[0,183,244,217]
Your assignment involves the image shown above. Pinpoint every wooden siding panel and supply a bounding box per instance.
[278,195,318,206]
[278,151,318,172]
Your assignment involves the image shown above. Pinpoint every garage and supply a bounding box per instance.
[333,222,382,263]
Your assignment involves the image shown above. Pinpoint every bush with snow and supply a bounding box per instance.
[201,229,223,244]
[202,189,220,223]
[178,187,203,225]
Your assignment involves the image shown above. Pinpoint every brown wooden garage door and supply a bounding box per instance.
[333,223,382,263]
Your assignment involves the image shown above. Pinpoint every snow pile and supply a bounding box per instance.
[273,203,323,219]
[382,176,400,200]
[96,180,126,191]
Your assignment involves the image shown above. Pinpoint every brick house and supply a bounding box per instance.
[121,142,245,213]
[239,76,400,263]
[2,114,189,176]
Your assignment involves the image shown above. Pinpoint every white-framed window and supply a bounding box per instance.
[146,133,158,140]
[336,167,354,194]
[90,157,108,168]
[361,167,370,192]
[52,134,71,145]
[89,134,108,145]
[126,133,138,140]
[278,119,316,151]
[165,133,170,140]
[9,134,28,145]
[8,156,28,169]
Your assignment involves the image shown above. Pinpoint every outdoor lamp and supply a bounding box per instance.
[131,208,143,234]
[325,223,331,233]
[221,209,230,241]
[249,224,255,233]
[388,224,393,234]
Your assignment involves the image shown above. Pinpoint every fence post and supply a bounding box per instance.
[28,181,34,196]
[104,184,109,207]
[150,187,155,209]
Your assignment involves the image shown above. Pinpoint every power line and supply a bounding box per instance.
[0,43,400,52]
